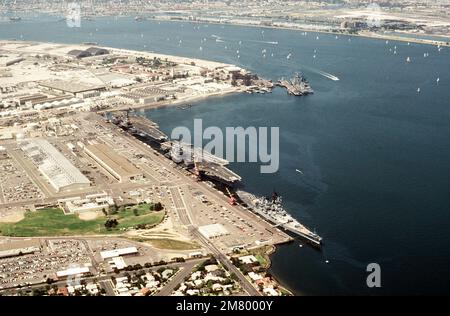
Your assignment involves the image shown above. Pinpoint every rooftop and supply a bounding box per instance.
[100,247,138,260]
[20,139,90,191]
[39,80,105,94]
[84,143,142,181]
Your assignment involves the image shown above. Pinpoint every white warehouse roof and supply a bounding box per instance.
[100,247,138,260]
[56,267,90,278]
[20,139,90,192]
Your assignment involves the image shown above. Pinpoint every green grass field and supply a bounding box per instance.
[255,254,268,267]
[0,204,165,237]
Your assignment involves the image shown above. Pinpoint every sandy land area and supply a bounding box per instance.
[0,211,25,223]
[107,85,245,113]
[78,211,101,221]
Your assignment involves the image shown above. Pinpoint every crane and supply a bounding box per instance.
[193,161,201,181]
[225,187,237,206]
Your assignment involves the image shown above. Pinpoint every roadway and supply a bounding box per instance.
[1,115,280,297]
[107,122,276,296]
[154,259,202,296]
[0,257,205,294]
[190,227,260,296]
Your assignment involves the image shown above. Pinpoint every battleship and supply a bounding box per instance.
[237,190,322,247]
[277,73,314,96]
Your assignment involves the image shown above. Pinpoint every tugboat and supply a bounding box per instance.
[177,104,192,110]
[237,190,322,247]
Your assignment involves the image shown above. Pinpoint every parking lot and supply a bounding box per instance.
[0,238,92,289]
[0,151,43,204]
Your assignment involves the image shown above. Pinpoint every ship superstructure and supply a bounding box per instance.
[277,73,314,96]
[237,190,322,247]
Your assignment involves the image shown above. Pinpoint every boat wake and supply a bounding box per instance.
[316,70,340,81]
[247,39,279,45]
[210,35,278,45]
[282,61,340,82]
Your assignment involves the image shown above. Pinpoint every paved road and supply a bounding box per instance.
[155,259,200,296]
[99,279,116,296]
[8,149,53,198]
[122,136,261,296]
[190,227,259,296]
[169,186,192,226]
[0,258,205,293]
[1,116,276,297]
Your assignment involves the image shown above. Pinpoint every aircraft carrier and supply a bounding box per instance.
[108,112,241,185]
[162,140,242,185]
[127,115,168,142]
[108,111,168,143]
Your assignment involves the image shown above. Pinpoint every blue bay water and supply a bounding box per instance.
[1,15,450,295]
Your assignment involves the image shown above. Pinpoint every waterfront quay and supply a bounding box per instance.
[0,41,295,296]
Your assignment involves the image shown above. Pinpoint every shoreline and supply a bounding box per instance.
[0,39,302,295]
[0,39,251,115]
[105,86,246,113]
[5,13,449,48]
[265,244,296,296]
[147,16,450,48]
